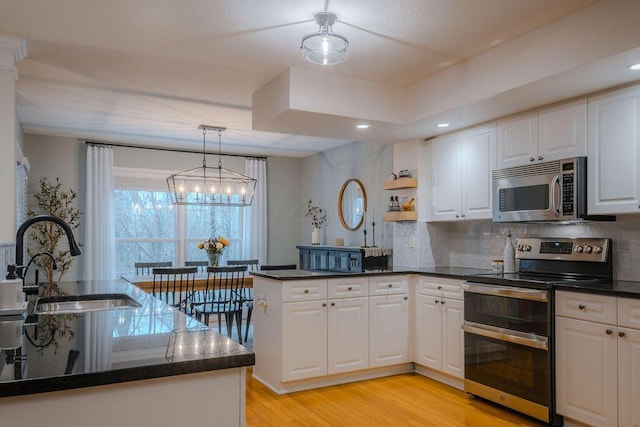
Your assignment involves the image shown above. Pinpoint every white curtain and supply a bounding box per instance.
[83,144,116,280]
[243,158,267,263]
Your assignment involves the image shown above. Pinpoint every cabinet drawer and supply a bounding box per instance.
[417,277,463,299]
[368,276,409,295]
[555,290,617,325]
[618,297,640,329]
[327,277,368,299]
[282,280,328,302]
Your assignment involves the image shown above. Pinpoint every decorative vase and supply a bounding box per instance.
[311,227,320,245]
[207,251,220,267]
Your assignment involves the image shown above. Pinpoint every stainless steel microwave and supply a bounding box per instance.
[492,157,588,222]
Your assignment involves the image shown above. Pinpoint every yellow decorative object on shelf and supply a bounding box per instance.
[401,197,415,212]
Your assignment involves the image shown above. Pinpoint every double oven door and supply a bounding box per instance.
[462,282,556,424]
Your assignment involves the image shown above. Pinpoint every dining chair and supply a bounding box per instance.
[260,264,297,271]
[185,260,208,273]
[227,259,259,342]
[135,261,172,275]
[151,267,197,314]
[190,266,247,343]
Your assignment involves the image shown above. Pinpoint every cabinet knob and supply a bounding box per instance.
[441,300,445,304]
[347,287,353,291]
[304,289,309,294]
[404,296,408,301]
[387,284,393,288]
[538,156,544,161]
[455,214,460,218]
[606,329,613,335]
[330,302,335,307]
[437,286,442,290]
[434,299,440,304]
[322,303,327,307]
[530,157,535,162]
[619,331,626,338]
[578,304,585,310]
[461,214,466,218]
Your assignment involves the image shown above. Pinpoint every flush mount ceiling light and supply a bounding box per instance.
[629,63,640,71]
[301,12,349,65]
[166,125,256,206]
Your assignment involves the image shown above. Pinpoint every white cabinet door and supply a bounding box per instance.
[555,316,618,427]
[282,300,327,381]
[369,294,410,368]
[441,298,464,378]
[497,112,538,169]
[431,133,462,221]
[537,99,587,162]
[327,297,369,375]
[618,326,640,427]
[588,85,640,214]
[461,124,495,220]
[414,293,442,370]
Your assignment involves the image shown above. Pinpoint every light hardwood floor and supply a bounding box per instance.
[246,369,544,426]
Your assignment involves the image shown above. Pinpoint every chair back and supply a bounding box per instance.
[227,259,259,272]
[191,266,247,317]
[151,267,197,313]
[135,261,172,275]
[185,260,208,273]
[260,264,297,271]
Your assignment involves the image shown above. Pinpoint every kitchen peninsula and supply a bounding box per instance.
[0,279,254,426]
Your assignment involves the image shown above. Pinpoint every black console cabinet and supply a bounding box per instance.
[297,245,389,272]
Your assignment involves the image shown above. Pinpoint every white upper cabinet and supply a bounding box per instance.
[497,99,587,169]
[431,123,495,221]
[587,85,640,215]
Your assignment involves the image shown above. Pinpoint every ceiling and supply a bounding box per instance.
[2,0,639,157]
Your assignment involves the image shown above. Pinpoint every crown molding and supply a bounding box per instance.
[0,34,27,79]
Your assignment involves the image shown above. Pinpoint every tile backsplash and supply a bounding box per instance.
[394,216,640,281]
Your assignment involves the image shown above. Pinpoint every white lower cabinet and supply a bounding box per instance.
[327,296,369,375]
[414,278,464,379]
[369,294,410,368]
[555,291,640,427]
[282,300,328,382]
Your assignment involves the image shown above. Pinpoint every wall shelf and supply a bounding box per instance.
[383,211,418,222]
[382,177,417,190]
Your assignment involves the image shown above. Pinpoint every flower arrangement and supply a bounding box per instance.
[198,236,229,255]
[305,199,327,229]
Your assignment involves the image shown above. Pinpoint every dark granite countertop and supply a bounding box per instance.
[555,280,640,298]
[251,266,493,281]
[0,280,254,398]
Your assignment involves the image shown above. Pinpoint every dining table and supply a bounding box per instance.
[121,273,253,292]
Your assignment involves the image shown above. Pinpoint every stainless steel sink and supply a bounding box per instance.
[34,293,141,314]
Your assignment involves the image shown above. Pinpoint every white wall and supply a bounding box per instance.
[300,141,393,249]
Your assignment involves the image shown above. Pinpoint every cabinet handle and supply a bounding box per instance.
[437,286,442,290]
[455,214,460,218]
[347,287,353,291]
[434,299,440,304]
[538,156,543,161]
[387,284,393,288]
[606,329,613,335]
[304,289,309,294]
[404,296,408,301]
[330,302,335,307]
[322,303,327,307]
[578,304,585,310]
[461,214,466,218]
[619,331,626,338]
[440,300,445,304]
[530,157,535,162]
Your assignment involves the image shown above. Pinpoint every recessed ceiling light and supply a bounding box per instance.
[629,63,640,71]
[437,123,450,128]
[356,124,371,129]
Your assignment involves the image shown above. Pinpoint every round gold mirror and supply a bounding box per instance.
[338,179,367,231]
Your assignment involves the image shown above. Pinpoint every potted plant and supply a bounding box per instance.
[305,199,327,245]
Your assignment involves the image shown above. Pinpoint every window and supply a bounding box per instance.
[114,167,245,276]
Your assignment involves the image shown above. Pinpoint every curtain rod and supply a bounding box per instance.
[84,140,267,160]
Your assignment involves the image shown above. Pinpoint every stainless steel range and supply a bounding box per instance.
[463,237,612,426]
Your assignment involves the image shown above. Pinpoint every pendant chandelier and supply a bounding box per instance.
[301,12,348,66]
[166,125,257,206]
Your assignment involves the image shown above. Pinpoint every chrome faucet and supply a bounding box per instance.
[13,215,81,281]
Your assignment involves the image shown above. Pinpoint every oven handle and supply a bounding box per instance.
[462,321,548,350]
[462,282,548,302]
[551,174,560,217]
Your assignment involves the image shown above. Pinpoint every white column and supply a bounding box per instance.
[0,34,27,245]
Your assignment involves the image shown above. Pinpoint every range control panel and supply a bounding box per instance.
[515,237,610,262]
